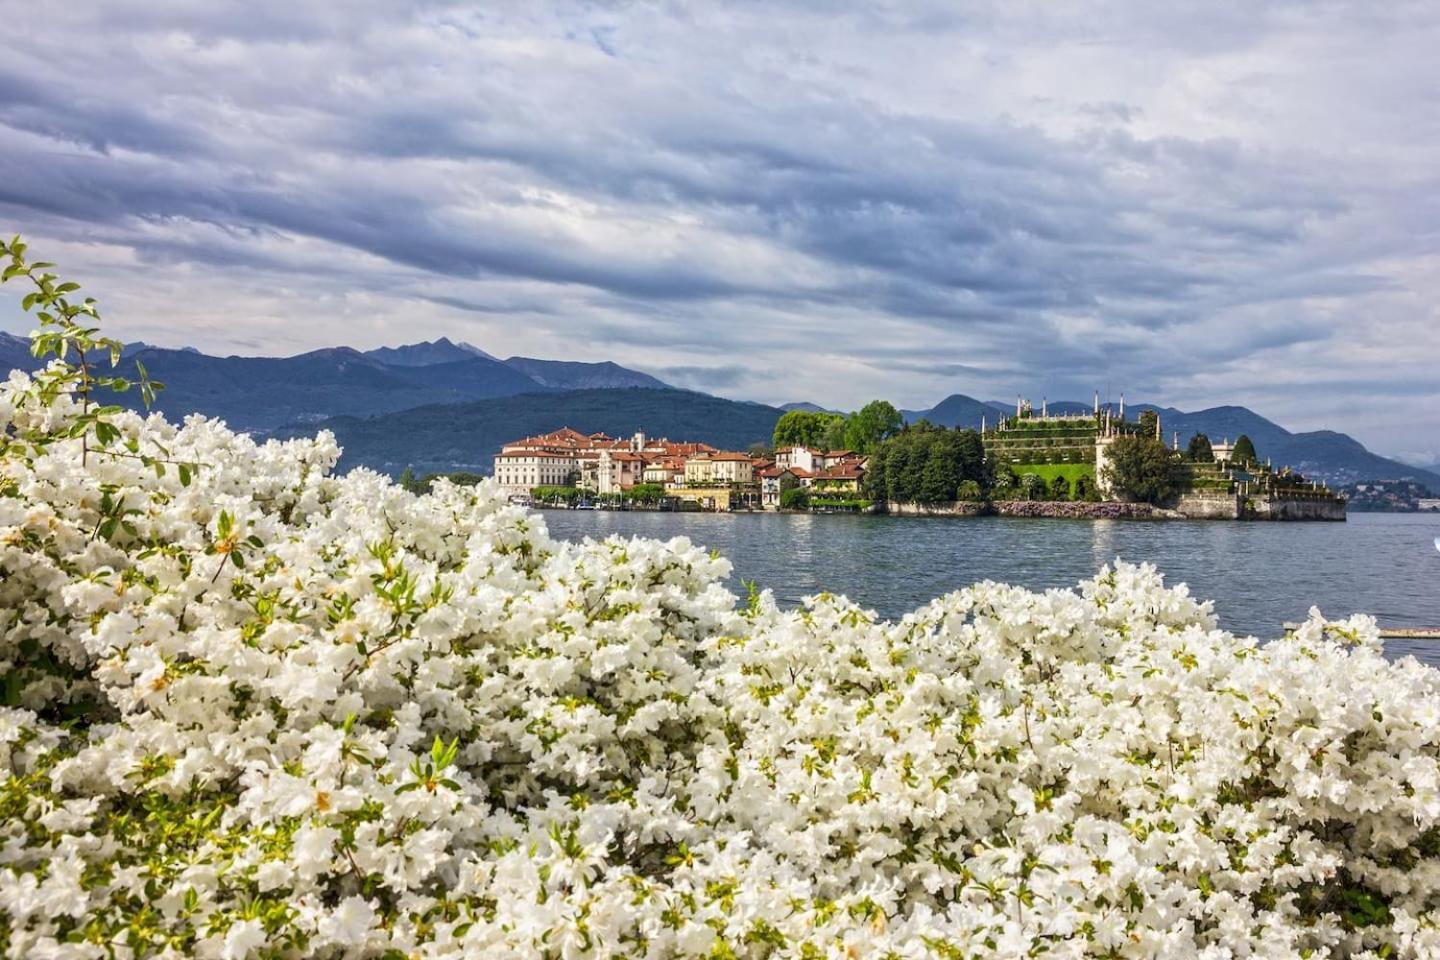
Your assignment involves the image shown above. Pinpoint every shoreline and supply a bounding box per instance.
[528,499,1347,522]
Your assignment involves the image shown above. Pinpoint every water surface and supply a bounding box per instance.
[540,511,1440,665]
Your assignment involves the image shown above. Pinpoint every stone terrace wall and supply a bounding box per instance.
[992,501,1157,519]
[884,501,987,517]
[887,500,1162,519]
[1250,497,1347,521]
[1174,493,1242,520]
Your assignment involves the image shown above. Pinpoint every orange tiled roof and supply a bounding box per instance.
[500,429,729,460]
[661,441,717,457]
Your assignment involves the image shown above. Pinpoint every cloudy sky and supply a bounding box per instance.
[1,1,1437,459]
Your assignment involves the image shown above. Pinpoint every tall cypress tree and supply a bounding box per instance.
[1232,435,1258,465]
[1186,433,1214,462]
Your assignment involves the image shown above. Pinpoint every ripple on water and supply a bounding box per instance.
[540,510,1440,668]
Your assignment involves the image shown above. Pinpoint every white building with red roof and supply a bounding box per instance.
[774,445,821,473]
[493,427,609,495]
[494,427,723,497]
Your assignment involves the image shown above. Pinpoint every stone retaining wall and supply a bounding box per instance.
[883,501,988,517]
[881,497,1344,521]
[1174,493,1242,520]
[1249,497,1347,521]
[992,500,1156,519]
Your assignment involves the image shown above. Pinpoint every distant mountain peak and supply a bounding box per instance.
[502,356,669,391]
[364,338,497,367]
[779,401,840,414]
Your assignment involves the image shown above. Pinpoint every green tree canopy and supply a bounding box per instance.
[624,483,666,503]
[1103,436,1178,505]
[1020,473,1048,501]
[864,425,988,504]
[1137,409,1160,439]
[1232,435,1258,465]
[531,485,582,503]
[841,400,904,454]
[443,472,485,486]
[1186,433,1214,462]
[819,415,848,452]
[772,410,845,449]
[398,466,429,494]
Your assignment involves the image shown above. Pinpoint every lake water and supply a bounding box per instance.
[540,510,1440,666]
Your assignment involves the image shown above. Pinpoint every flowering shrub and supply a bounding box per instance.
[2,241,1439,958]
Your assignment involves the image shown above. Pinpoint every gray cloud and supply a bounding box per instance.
[655,365,765,391]
[0,1,1437,455]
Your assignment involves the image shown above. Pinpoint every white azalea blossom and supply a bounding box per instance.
[0,361,1437,959]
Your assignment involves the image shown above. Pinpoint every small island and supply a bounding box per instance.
[487,396,1345,521]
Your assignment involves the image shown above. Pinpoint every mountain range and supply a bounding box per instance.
[0,333,667,432]
[2,330,1433,489]
[287,389,783,477]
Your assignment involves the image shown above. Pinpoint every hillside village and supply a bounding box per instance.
[493,397,1347,520]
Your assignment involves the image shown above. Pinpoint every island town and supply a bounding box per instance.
[491,397,1346,520]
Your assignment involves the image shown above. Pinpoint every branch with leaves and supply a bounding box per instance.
[0,235,195,485]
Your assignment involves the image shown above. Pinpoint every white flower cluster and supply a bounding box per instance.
[1,366,1438,959]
